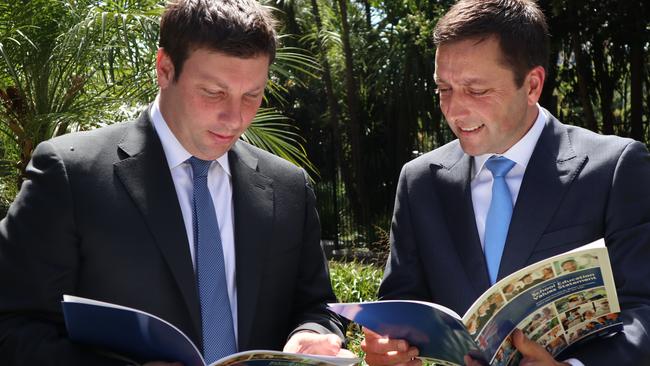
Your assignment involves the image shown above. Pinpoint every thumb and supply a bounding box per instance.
[512,329,566,366]
[363,327,381,339]
[512,329,542,356]
[326,333,343,346]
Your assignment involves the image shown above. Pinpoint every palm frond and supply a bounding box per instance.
[242,108,318,179]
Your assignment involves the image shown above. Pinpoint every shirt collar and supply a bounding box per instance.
[150,95,231,176]
[472,104,547,179]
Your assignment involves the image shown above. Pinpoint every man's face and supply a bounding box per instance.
[156,47,269,160]
[434,36,543,156]
[479,303,488,314]
[562,260,577,272]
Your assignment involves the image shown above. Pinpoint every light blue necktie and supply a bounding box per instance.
[189,157,237,363]
[484,156,516,285]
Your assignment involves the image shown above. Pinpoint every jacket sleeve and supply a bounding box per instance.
[378,163,432,302]
[562,140,650,365]
[287,169,346,340]
[0,141,123,366]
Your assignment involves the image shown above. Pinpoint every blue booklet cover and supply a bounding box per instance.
[63,295,207,366]
[330,239,623,366]
[62,295,360,366]
[329,301,480,365]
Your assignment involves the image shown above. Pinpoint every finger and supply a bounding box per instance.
[363,327,383,339]
[303,334,341,355]
[463,354,483,366]
[512,329,549,362]
[361,335,411,354]
[364,346,419,366]
[392,360,422,366]
[336,348,357,358]
[406,357,423,366]
[325,333,343,347]
[512,329,535,355]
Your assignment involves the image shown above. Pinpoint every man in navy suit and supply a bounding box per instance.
[0,0,349,364]
[362,0,650,365]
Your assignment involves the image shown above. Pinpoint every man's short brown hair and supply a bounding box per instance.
[433,0,549,87]
[159,0,277,80]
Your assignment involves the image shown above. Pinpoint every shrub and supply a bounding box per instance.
[329,260,384,359]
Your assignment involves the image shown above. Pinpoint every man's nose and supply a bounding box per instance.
[219,97,243,129]
[442,91,470,121]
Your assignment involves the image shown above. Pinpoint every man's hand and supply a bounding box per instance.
[463,354,486,366]
[283,331,355,357]
[361,327,420,366]
[512,329,570,366]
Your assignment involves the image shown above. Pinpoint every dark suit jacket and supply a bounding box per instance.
[0,109,344,365]
[379,109,650,364]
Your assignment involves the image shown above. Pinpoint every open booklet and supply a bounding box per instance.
[62,295,360,366]
[329,239,622,366]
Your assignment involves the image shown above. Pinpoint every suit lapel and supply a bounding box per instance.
[498,114,587,278]
[229,142,274,351]
[434,146,492,296]
[113,110,202,342]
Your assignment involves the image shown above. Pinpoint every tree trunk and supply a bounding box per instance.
[540,38,560,117]
[361,0,372,28]
[309,0,353,245]
[336,0,369,228]
[572,38,599,132]
[309,0,342,158]
[629,30,644,141]
[592,36,615,136]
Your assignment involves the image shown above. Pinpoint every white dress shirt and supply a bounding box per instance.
[471,104,547,250]
[469,105,584,366]
[150,95,239,344]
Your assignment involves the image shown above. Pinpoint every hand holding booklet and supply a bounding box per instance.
[62,295,360,366]
[329,239,622,366]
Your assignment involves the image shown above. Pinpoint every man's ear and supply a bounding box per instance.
[156,48,175,89]
[526,65,545,106]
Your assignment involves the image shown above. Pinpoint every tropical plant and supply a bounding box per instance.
[0,0,161,189]
[0,0,322,203]
[266,0,649,252]
[329,260,383,357]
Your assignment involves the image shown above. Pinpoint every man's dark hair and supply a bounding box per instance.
[433,0,549,87]
[159,0,277,80]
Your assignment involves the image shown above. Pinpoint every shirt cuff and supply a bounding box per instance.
[563,358,585,366]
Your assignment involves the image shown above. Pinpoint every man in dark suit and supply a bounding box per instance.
[0,0,348,364]
[362,0,650,365]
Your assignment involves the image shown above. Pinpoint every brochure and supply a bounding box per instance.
[62,295,360,366]
[329,239,622,366]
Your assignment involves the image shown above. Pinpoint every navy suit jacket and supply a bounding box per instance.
[379,109,650,364]
[0,109,344,365]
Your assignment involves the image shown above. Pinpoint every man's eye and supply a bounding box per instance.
[469,89,488,96]
[435,88,451,95]
[204,89,223,97]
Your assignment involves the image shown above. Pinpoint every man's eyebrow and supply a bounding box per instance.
[433,77,488,86]
[197,74,229,90]
[197,72,267,93]
[461,77,488,86]
[246,85,266,94]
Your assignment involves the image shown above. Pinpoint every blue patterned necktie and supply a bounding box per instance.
[189,157,237,363]
[484,156,516,285]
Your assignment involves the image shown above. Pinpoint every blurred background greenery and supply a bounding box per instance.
[2,1,648,251]
[330,260,383,358]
